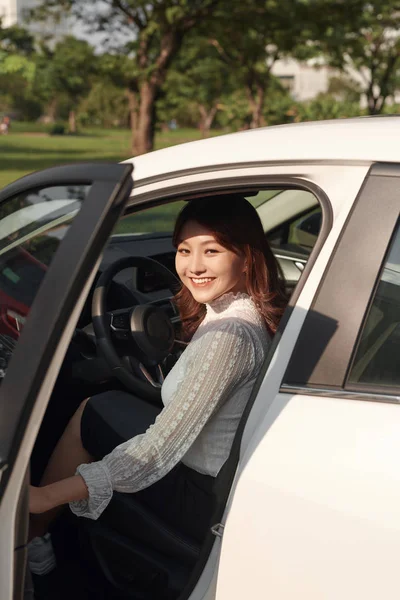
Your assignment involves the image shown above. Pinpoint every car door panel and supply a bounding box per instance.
[217,393,400,600]
[0,163,133,600]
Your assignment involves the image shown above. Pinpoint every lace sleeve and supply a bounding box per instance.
[70,318,256,520]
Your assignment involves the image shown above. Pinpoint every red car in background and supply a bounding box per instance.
[0,196,79,370]
[0,245,47,339]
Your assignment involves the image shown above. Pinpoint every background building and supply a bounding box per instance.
[271,57,335,101]
[0,0,70,39]
[0,0,38,27]
[272,56,400,107]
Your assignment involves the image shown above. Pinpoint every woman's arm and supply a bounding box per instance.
[70,319,257,520]
[30,475,88,514]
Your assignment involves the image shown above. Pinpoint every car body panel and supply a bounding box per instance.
[217,393,400,600]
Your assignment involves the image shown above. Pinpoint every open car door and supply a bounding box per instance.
[0,163,133,600]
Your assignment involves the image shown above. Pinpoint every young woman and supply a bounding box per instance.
[28,194,287,574]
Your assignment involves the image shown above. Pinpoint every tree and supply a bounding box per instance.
[78,80,129,128]
[0,23,38,117]
[206,0,315,129]
[97,52,139,144]
[37,36,97,132]
[31,0,222,154]
[310,0,400,114]
[159,34,235,136]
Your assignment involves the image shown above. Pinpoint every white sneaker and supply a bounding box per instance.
[28,533,57,576]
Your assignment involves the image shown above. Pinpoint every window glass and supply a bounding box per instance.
[348,221,400,389]
[0,185,90,377]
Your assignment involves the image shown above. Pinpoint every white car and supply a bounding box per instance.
[0,117,400,600]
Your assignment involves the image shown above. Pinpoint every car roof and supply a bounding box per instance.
[124,116,400,185]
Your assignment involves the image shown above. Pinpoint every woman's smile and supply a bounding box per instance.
[190,277,216,287]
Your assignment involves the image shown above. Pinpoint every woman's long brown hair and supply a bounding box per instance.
[172,194,288,340]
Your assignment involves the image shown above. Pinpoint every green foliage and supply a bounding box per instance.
[158,32,236,131]
[47,36,97,100]
[78,81,128,128]
[263,82,300,126]
[216,89,253,130]
[327,76,362,104]
[0,52,35,81]
[309,0,400,113]
[0,23,38,117]
[50,122,66,135]
[297,94,363,121]
[0,24,34,55]
[204,0,319,127]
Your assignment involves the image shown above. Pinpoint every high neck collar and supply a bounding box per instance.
[205,291,255,319]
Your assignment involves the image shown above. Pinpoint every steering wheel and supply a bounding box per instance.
[92,256,181,401]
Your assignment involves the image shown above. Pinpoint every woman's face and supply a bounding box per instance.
[175,220,247,304]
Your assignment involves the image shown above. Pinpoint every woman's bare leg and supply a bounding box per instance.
[29,398,92,540]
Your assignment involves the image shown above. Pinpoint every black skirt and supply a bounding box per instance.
[81,390,215,542]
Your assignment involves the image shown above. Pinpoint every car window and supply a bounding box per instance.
[263,190,321,256]
[348,220,400,389]
[0,185,90,368]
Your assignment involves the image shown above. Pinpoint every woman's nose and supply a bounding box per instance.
[188,253,206,274]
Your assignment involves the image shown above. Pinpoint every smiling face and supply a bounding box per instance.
[175,220,247,304]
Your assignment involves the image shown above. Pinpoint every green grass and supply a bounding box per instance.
[0,126,224,189]
[114,201,186,235]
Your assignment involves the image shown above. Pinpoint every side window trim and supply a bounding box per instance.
[282,162,400,390]
[345,216,400,396]
[280,384,400,405]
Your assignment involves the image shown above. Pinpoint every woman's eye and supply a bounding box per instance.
[205,248,219,254]
[177,247,189,254]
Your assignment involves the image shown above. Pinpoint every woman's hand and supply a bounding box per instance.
[29,476,89,515]
[29,485,51,514]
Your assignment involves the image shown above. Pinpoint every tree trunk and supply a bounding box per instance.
[198,104,218,138]
[68,110,76,134]
[132,27,184,155]
[247,83,265,129]
[46,98,58,123]
[367,93,385,115]
[126,88,138,150]
[132,81,157,155]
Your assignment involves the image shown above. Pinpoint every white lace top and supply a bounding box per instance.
[70,292,270,520]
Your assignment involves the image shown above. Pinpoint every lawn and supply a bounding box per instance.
[0,126,223,189]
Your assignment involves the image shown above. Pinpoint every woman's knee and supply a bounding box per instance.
[69,397,90,440]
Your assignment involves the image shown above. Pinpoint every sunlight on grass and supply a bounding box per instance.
[114,201,186,234]
[0,127,225,189]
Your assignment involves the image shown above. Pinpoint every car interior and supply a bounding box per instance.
[0,185,322,599]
